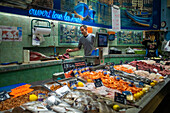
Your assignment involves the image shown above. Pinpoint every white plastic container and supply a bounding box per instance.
[23,50,30,63]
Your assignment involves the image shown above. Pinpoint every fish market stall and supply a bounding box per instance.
[0,60,169,113]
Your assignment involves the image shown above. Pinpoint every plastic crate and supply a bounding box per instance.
[135,50,146,54]
[0,83,26,92]
[91,49,99,56]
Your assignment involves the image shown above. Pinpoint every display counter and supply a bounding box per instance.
[29,77,170,113]
[1,76,169,113]
[0,61,169,113]
[29,71,169,113]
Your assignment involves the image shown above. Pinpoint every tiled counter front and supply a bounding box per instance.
[104,54,145,64]
[0,57,84,87]
[0,61,62,87]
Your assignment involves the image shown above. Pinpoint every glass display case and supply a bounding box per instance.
[58,23,82,46]
[117,30,143,46]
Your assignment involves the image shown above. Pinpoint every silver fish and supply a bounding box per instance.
[58,101,71,107]
[63,98,75,104]
[51,105,67,113]
[64,107,83,113]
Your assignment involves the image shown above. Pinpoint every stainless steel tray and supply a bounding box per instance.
[58,77,87,83]
[43,77,86,91]
[31,85,51,92]
[114,69,152,84]
[0,85,51,112]
[52,72,65,80]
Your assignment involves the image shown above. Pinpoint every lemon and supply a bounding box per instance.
[77,82,84,87]
[152,80,158,84]
[139,91,144,96]
[136,92,141,99]
[145,84,151,89]
[144,84,150,87]
[133,93,137,100]
[29,94,38,101]
[142,88,147,93]
[113,105,120,111]
[142,90,146,94]
[150,82,155,87]
[87,79,92,83]
[144,87,149,92]
[159,76,164,79]
[126,95,133,102]
[134,93,140,100]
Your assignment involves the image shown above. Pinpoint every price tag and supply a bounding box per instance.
[110,68,115,75]
[55,85,71,97]
[94,78,103,87]
[69,79,78,89]
[62,61,86,72]
[136,65,138,70]
[63,63,75,72]
[160,66,163,71]
[114,92,126,104]
[69,79,77,85]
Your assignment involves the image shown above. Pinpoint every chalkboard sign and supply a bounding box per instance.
[62,61,86,72]
[94,78,103,87]
[114,92,126,104]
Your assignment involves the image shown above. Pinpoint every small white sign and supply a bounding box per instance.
[112,5,121,31]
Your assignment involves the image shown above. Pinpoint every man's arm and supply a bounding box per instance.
[66,37,82,53]
[66,48,80,52]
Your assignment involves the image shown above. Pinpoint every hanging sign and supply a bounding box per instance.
[112,5,121,31]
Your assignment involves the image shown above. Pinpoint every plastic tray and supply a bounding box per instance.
[135,50,146,54]
[0,83,26,92]
[0,85,50,112]
[43,77,86,91]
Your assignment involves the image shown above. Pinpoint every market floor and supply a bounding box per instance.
[154,93,170,113]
